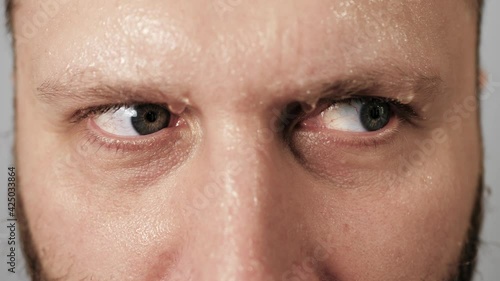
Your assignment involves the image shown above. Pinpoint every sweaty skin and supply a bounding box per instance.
[13,0,481,280]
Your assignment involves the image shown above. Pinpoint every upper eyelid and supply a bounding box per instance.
[72,96,418,117]
[70,103,170,124]
[70,104,128,124]
[295,96,421,132]
[325,96,420,119]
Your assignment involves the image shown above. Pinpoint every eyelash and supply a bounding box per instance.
[289,96,420,130]
[80,126,166,153]
[284,96,420,150]
[331,96,420,124]
[72,96,419,153]
[73,103,184,154]
[70,103,141,124]
[72,96,419,123]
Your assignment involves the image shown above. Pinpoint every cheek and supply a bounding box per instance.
[305,145,478,280]
[16,107,185,279]
[21,161,187,280]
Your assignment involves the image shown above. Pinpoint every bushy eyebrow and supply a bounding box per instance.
[36,65,192,109]
[36,66,443,111]
[37,78,182,106]
[317,71,443,101]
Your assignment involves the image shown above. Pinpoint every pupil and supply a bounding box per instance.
[359,100,391,131]
[145,111,158,123]
[369,107,381,119]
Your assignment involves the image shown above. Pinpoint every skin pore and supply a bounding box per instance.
[9,0,483,280]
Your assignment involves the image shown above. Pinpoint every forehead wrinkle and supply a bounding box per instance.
[24,0,456,112]
[23,1,198,86]
[29,1,440,74]
[197,1,449,85]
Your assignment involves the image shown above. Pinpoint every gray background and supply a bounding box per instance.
[0,2,498,281]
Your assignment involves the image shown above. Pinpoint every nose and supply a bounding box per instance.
[176,110,316,281]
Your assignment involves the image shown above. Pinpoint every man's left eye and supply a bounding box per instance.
[93,104,172,136]
[305,98,394,132]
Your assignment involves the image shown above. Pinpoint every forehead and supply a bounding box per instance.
[16,0,472,92]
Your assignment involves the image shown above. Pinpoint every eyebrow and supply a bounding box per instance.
[37,72,187,108]
[317,72,443,101]
[36,67,443,112]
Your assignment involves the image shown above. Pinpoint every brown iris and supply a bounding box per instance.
[131,104,171,135]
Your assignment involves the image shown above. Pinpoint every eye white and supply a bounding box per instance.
[94,106,140,136]
[321,100,368,132]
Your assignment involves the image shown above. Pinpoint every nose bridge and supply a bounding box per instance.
[202,110,277,222]
[184,110,294,279]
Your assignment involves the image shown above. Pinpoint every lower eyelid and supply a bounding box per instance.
[295,116,401,147]
[70,125,193,182]
[83,118,183,153]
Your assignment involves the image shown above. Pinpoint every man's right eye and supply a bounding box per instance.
[92,104,174,137]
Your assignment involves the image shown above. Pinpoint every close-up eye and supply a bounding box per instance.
[322,98,392,132]
[301,97,406,133]
[92,104,173,137]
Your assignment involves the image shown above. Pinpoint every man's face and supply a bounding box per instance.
[14,0,482,280]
